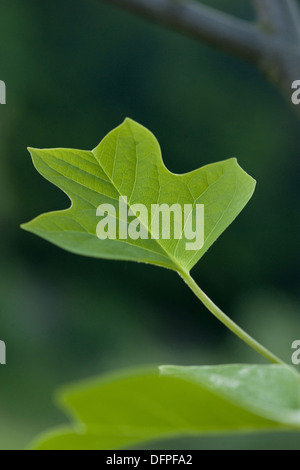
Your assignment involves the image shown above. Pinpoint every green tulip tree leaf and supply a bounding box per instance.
[21,118,255,274]
[30,364,300,450]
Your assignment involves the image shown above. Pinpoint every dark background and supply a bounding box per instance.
[0,0,300,449]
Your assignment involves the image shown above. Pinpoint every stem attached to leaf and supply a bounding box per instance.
[181,272,286,366]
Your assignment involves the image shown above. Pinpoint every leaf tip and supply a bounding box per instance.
[27,146,37,155]
[123,116,134,124]
[122,117,138,129]
[20,221,32,233]
[27,147,42,162]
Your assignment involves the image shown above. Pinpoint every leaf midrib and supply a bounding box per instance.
[94,131,187,274]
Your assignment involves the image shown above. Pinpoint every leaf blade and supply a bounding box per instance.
[30,364,300,450]
[22,118,255,273]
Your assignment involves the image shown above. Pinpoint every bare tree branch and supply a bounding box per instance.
[104,0,269,64]
[253,0,300,40]
[252,0,300,109]
[101,0,300,116]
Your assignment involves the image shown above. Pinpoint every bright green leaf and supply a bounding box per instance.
[21,118,255,273]
[30,364,300,450]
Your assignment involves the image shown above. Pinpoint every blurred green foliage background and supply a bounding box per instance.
[0,0,300,449]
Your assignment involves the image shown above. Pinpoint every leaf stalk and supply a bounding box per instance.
[181,271,286,366]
